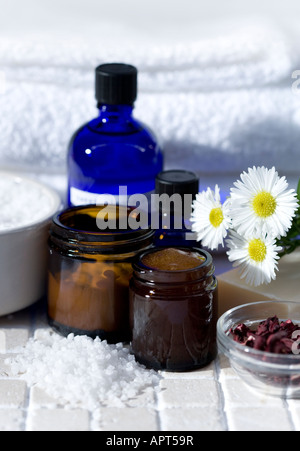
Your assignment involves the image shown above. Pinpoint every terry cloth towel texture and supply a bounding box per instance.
[0,25,299,176]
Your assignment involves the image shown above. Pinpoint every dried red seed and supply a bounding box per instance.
[230,316,300,355]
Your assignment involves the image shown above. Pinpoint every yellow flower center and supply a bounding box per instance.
[209,207,224,228]
[248,239,267,263]
[252,191,277,218]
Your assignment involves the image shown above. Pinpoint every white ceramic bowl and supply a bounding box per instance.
[0,171,61,316]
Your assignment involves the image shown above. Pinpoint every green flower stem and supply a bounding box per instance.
[277,178,300,258]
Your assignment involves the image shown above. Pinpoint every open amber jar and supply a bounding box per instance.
[129,247,218,371]
[47,204,154,343]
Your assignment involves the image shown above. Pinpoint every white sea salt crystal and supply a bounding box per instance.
[7,329,160,414]
[0,175,54,232]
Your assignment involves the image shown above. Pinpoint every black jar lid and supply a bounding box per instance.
[155,170,199,214]
[95,63,138,106]
[155,170,199,199]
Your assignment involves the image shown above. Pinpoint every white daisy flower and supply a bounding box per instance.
[226,230,282,286]
[191,185,231,250]
[230,166,298,239]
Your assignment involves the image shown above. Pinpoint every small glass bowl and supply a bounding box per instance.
[217,301,300,399]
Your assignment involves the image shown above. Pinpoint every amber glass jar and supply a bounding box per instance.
[129,247,218,371]
[48,204,154,343]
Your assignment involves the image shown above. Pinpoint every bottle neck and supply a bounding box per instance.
[97,103,133,120]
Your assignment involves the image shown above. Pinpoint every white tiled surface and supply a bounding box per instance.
[0,301,300,432]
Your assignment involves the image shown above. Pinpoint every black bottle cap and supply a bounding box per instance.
[95,63,138,105]
[155,170,199,200]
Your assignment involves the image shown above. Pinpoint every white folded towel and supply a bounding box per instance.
[0,24,298,179]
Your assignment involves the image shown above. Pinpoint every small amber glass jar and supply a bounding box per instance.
[129,247,218,371]
[48,204,154,343]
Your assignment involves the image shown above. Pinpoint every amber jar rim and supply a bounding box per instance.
[132,246,214,284]
[49,204,155,254]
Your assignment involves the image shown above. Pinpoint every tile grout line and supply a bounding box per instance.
[285,399,297,431]
[23,304,39,431]
[22,385,31,431]
[154,374,164,432]
[214,355,229,431]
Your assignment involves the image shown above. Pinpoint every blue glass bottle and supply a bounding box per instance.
[67,63,163,206]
